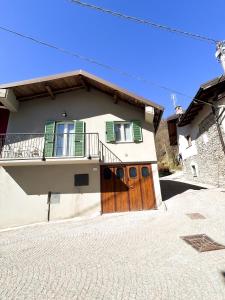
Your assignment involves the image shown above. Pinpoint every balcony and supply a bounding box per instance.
[0,133,121,165]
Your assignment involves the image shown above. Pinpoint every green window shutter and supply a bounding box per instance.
[44,121,56,157]
[106,121,115,143]
[74,121,85,157]
[132,120,143,143]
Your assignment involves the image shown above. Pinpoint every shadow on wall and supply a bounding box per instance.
[7,89,154,134]
[221,271,225,282]
[160,180,207,201]
[4,165,100,195]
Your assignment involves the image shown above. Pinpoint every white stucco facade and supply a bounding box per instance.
[177,105,213,160]
[0,86,162,229]
[6,89,157,162]
[0,164,101,228]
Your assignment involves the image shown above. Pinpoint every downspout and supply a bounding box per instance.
[211,106,225,155]
[47,192,51,222]
[215,42,225,153]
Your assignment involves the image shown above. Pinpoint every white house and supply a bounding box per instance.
[168,75,225,186]
[0,70,164,229]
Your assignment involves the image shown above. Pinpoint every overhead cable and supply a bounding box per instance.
[69,0,219,44]
[0,25,218,104]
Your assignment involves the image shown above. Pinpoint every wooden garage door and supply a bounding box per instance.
[101,164,155,214]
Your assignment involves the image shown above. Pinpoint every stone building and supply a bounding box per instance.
[167,75,225,186]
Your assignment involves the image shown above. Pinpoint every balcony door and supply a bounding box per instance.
[55,122,75,157]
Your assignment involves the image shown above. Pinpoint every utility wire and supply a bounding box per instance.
[0,25,217,105]
[69,0,219,44]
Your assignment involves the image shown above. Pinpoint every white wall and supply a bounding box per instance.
[177,105,212,159]
[0,164,100,229]
[0,88,162,229]
[7,89,157,163]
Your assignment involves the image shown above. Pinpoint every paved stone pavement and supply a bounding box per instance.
[1,175,225,299]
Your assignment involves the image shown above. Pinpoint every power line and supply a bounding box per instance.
[0,25,215,105]
[69,0,219,44]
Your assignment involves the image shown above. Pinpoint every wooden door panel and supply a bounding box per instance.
[127,165,142,211]
[114,166,129,212]
[101,166,115,213]
[101,164,155,214]
[139,165,155,209]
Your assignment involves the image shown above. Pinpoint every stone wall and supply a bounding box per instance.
[183,112,225,187]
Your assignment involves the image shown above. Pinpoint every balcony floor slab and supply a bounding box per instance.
[0,157,100,166]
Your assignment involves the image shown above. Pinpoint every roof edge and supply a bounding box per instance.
[0,69,164,112]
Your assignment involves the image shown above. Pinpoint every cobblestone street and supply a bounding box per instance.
[1,176,225,299]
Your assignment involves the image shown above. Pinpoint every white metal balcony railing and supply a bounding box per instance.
[0,133,122,163]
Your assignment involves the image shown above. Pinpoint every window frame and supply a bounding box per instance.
[54,121,75,157]
[114,121,133,143]
[191,164,198,177]
[129,167,137,178]
[103,167,112,180]
[141,166,150,178]
[185,135,192,148]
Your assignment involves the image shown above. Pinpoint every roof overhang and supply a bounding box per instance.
[0,70,164,132]
[178,75,225,127]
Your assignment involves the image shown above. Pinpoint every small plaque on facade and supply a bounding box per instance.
[51,193,61,204]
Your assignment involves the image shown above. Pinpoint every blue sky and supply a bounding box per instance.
[0,0,224,117]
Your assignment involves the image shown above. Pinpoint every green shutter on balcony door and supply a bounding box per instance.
[74,121,85,157]
[44,121,56,157]
[106,121,115,143]
[132,120,143,142]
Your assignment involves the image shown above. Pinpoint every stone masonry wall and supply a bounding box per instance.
[183,112,225,187]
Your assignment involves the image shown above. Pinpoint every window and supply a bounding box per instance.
[191,165,198,177]
[55,122,75,156]
[103,168,112,180]
[129,167,137,178]
[114,122,133,142]
[106,120,142,143]
[186,135,192,147]
[116,167,124,179]
[141,167,150,177]
[202,133,209,144]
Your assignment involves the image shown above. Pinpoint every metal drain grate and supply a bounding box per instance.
[181,234,225,252]
[186,213,206,220]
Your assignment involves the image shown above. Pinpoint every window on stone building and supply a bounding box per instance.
[186,135,192,147]
[191,165,198,177]
[202,133,209,144]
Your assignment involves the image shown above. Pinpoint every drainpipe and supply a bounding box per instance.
[215,41,225,154]
[47,192,51,222]
[211,106,225,155]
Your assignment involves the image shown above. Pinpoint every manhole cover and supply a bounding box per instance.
[186,213,206,219]
[181,234,225,252]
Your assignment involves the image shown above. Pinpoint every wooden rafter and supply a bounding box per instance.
[78,75,90,91]
[18,85,84,101]
[113,91,119,104]
[45,85,55,100]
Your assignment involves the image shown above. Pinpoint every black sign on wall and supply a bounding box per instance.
[74,174,89,186]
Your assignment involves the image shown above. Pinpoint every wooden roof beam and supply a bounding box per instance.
[45,85,55,100]
[113,91,119,104]
[78,75,90,92]
[18,85,84,101]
